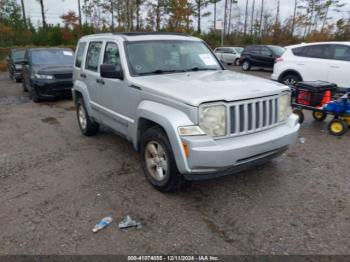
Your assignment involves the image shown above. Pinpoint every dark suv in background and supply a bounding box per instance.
[6,48,26,82]
[22,48,74,102]
[240,45,285,71]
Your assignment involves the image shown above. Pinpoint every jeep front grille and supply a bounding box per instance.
[229,95,279,136]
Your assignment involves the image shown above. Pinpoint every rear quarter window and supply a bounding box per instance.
[292,47,304,56]
[75,42,86,68]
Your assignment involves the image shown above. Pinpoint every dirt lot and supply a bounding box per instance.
[0,69,349,255]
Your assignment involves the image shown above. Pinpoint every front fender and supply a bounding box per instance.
[133,100,196,174]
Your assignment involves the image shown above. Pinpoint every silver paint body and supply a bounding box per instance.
[73,34,300,179]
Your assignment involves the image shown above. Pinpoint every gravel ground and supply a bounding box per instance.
[0,70,349,255]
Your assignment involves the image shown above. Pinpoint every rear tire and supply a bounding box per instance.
[140,126,185,192]
[328,119,348,136]
[293,109,304,124]
[242,60,251,71]
[312,111,327,122]
[280,73,301,87]
[76,96,99,136]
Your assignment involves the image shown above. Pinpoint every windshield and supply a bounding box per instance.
[235,47,244,53]
[12,50,25,62]
[31,49,74,66]
[126,40,221,76]
[268,45,285,56]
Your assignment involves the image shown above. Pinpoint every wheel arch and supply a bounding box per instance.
[72,81,92,116]
[278,69,303,83]
[133,101,195,174]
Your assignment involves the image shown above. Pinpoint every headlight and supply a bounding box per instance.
[178,126,206,136]
[34,74,54,80]
[199,105,227,137]
[279,93,292,122]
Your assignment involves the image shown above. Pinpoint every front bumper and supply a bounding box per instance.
[14,72,23,80]
[180,114,299,180]
[32,79,73,98]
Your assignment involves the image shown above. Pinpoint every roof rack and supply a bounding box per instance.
[112,32,190,37]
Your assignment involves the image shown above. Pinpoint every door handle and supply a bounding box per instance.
[96,78,105,85]
[330,65,339,69]
[80,73,86,78]
[297,63,304,66]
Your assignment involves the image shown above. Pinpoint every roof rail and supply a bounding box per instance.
[112,32,190,37]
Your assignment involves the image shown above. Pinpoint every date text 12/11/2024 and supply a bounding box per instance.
[127,255,220,261]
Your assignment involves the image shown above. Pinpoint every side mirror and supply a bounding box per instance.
[100,64,123,80]
[5,56,9,62]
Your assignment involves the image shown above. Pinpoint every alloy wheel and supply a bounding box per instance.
[145,141,168,182]
[78,104,87,130]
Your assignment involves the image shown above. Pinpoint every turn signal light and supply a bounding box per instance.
[182,142,190,158]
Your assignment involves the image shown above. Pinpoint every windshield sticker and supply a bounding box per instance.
[63,51,73,56]
[135,65,143,71]
[198,54,217,66]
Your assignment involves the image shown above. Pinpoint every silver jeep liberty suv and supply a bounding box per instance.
[72,32,300,192]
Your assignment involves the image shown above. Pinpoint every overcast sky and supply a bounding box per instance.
[23,0,350,29]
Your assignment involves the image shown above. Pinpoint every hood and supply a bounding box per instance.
[130,70,289,107]
[33,65,73,75]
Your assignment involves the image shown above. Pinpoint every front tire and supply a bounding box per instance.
[234,58,240,66]
[242,60,251,71]
[140,126,185,192]
[76,97,99,136]
[30,85,41,103]
[22,79,28,92]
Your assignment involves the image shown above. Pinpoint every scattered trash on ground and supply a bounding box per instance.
[299,137,306,144]
[118,215,142,230]
[92,216,113,233]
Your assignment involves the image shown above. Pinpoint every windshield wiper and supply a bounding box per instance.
[138,69,185,76]
[185,67,219,72]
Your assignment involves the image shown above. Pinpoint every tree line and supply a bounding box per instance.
[0,0,349,48]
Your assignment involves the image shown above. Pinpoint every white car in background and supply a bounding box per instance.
[214,47,244,66]
[271,42,350,88]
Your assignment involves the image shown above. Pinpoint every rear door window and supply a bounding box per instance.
[85,41,103,72]
[303,45,332,59]
[261,47,272,56]
[333,45,350,61]
[75,42,86,68]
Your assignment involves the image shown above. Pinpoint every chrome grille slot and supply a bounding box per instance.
[229,95,279,136]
